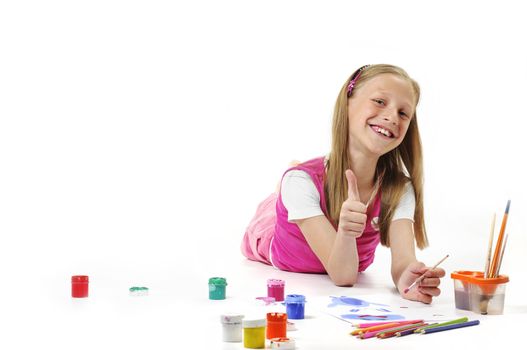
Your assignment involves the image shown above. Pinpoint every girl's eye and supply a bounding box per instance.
[373,98,411,119]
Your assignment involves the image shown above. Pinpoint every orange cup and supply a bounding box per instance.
[451,271,509,315]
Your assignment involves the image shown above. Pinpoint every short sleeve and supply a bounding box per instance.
[392,181,415,222]
[280,170,325,222]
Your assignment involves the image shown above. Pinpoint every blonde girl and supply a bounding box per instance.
[242,64,445,303]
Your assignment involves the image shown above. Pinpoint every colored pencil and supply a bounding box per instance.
[489,200,511,278]
[496,234,509,276]
[359,322,425,339]
[404,254,450,293]
[350,322,400,336]
[360,330,383,339]
[484,213,496,278]
[396,323,437,337]
[351,319,424,328]
[376,322,427,339]
[350,319,424,336]
[414,317,468,333]
[420,320,480,334]
[352,321,391,328]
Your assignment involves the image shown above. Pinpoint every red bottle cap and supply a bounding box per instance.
[71,275,89,282]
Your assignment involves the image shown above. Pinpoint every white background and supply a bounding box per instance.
[1,1,526,349]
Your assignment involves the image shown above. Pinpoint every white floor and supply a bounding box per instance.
[3,233,525,350]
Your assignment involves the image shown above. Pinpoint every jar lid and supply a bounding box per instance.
[242,318,266,328]
[71,275,89,282]
[270,337,295,349]
[209,277,227,286]
[267,312,287,322]
[285,294,305,303]
[220,314,244,324]
[267,278,285,287]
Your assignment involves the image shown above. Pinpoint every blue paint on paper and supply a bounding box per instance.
[340,314,405,321]
[377,308,391,312]
[327,296,389,308]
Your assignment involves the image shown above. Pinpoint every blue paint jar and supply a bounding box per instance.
[284,294,306,319]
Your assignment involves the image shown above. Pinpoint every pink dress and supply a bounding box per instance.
[241,157,381,273]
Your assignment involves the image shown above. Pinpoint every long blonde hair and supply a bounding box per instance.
[325,64,428,249]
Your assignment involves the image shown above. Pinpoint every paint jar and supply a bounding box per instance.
[451,271,509,315]
[284,294,305,320]
[242,318,266,349]
[208,277,227,300]
[266,312,287,339]
[270,337,296,349]
[220,314,244,342]
[267,279,285,302]
[71,275,89,298]
[129,286,149,296]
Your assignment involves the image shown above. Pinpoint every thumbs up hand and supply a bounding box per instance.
[337,170,368,237]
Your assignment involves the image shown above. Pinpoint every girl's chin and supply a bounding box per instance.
[366,144,396,157]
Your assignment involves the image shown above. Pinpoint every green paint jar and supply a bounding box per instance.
[208,277,227,300]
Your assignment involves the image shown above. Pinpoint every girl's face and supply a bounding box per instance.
[347,73,416,157]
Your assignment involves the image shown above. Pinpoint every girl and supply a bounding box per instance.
[241,64,445,304]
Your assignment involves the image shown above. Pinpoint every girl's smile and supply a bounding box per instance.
[369,124,397,139]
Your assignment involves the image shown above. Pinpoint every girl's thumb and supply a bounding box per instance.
[345,169,360,201]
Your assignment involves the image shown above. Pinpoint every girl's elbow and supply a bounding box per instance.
[330,274,357,287]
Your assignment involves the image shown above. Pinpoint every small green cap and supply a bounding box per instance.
[208,277,227,286]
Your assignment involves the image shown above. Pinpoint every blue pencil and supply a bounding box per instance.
[420,320,480,334]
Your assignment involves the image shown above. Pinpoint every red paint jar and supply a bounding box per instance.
[71,275,89,298]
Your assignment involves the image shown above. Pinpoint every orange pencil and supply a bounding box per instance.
[350,322,400,336]
[489,200,511,278]
[350,319,424,335]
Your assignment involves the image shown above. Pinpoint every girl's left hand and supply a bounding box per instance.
[398,261,446,304]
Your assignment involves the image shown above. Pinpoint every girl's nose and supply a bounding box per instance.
[383,109,399,125]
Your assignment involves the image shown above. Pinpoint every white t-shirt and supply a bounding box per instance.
[281,169,415,222]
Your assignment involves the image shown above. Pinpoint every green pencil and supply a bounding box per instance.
[414,317,468,333]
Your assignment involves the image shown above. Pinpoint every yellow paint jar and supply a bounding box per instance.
[242,318,266,349]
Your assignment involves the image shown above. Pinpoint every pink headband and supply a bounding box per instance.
[346,65,370,97]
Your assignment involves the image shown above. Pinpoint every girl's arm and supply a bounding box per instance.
[294,170,367,286]
[388,219,445,303]
[295,216,359,286]
[388,219,418,285]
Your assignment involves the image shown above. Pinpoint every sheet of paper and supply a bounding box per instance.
[312,293,459,324]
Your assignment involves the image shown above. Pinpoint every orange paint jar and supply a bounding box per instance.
[266,312,287,339]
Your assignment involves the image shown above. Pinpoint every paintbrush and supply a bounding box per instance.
[484,213,496,278]
[404,254,449,294]
[489,200,511,278]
